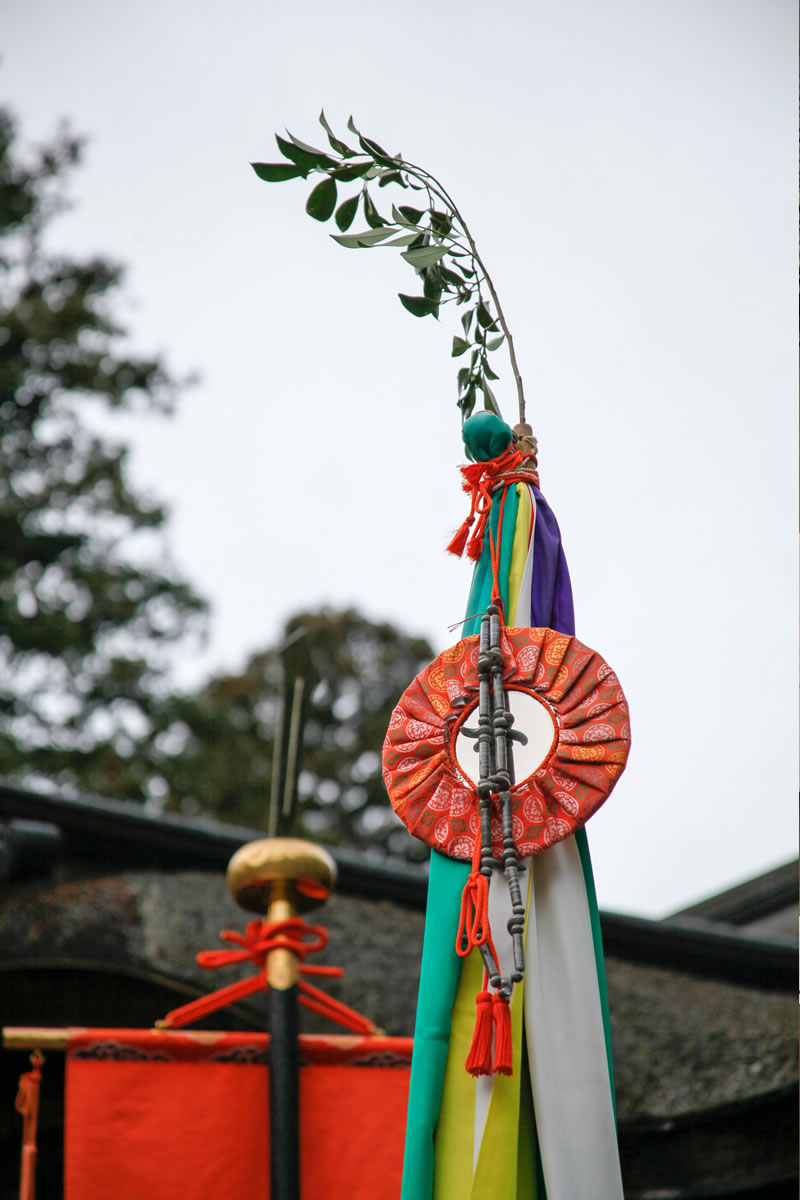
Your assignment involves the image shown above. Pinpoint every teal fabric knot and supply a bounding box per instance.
[462,412,513,463]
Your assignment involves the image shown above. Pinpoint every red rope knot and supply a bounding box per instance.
[447,442,540,562]
[456,870,490,957]
[196,917,332,974]
[158,894,381,1037]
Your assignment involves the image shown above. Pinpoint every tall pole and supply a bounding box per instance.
[226,837,336,1200]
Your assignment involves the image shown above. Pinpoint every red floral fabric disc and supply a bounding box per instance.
[382,626,631,861]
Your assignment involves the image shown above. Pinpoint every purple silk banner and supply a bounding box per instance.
[531,486,575,637]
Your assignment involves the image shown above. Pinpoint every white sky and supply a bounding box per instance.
[3,0,797,917]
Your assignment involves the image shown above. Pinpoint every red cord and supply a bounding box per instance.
[159,915,379,1036]
[447,442,539,564]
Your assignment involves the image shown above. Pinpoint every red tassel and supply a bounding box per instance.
[466,530,484,561]
[492,994,513,1076]
[465,991,494,1077]
[447,518,472,558]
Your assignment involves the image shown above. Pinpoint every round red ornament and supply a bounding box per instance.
[382,626,631,861]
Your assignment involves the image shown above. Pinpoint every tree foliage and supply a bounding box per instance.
[0,106,206,798]
[253,112,526,427]
[0,106,437,864]
[154,608,433,862]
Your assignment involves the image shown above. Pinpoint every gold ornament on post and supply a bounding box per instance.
[226,837,337,989]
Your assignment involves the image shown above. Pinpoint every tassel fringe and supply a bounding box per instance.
[465,991,494,1077]
[492,994,513,1075]
[447,518,472,558]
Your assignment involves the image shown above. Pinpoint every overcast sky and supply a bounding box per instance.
[3,0,796,917]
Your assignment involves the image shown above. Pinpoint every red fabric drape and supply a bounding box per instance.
[64,1029,411,1200]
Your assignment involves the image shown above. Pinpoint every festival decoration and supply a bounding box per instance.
[254,107,636,1177]
[395,410,629,1200]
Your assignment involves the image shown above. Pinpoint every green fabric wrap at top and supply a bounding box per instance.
[461,411,514,462]
[400,486,518,1200]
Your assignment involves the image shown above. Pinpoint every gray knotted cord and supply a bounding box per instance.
[459,603,528,1001]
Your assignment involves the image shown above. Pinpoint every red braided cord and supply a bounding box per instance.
[158,914,378,1036]
[297,981,378,1034]
[488,485,509,616]
[448,442,540,564]
[456,837,502,968]
[456,871,489,957]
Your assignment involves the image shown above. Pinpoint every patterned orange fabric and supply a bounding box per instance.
[383,627,630,860]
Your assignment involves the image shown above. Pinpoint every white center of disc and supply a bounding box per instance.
[454,689,557,787]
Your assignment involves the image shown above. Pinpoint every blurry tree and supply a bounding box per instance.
[0,106,206,797]
[155,608,433,862]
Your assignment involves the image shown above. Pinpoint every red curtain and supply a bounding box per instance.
[65,1029,411,1200]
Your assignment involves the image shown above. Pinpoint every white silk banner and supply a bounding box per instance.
[472,483,623,1198]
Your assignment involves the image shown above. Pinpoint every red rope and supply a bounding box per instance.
[487,485,510,617]
[15,1051,42,1200]
[195,917,331,972]
[447,442,540,564]
[456,872,490,957]
[159,915,380,1036]
[456,836,501,971]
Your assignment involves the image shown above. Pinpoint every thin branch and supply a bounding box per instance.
[399,161,526,425]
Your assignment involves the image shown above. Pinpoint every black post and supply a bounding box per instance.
[226,841,336,1200]
[265,877,301,1200]
[269,981,300,1199]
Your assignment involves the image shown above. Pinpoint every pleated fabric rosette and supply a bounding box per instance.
[383,626,630,861]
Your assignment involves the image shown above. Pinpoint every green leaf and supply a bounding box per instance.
[356,227,398,245]
[398,294,438,317]
[459,383,477,418]
[430,210,452,235]
[378,171,406,187]
[331,162,374,181]
[457,367,470,389]
[476,300,494,329]
[251,161,307,182]
[331,227,397,247]
[319,110,359,158]
[440,266,465,288]
[358,133,396,165]
[423,270,442,304]
[334,194,359,231]
[401,245,447,268]
[483,360,499,380]
[382,233,420,246]
[391,204,416,227]
[487,335,505,351]
[447,259,475,281]
[288,133,338,163]
[306,176,338,221]
[346,115,361,136]
[398,205,425,225]
[276,134,333,173]
[451,337,470,357]
[363,191,386,228]
[481,378,498,413]
[461,309,474,337]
